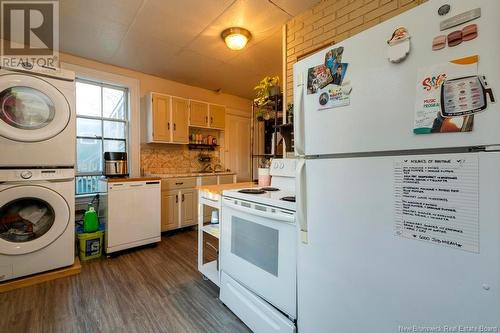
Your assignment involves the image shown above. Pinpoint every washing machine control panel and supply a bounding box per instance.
[0,169,75,182]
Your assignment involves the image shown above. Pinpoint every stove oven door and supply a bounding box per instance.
[220,196,296,319]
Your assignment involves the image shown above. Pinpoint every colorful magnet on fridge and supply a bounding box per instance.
[438,4,451,16]
[447,30,463,47]
[462,24,478,41]
[432,35,446,50]
[387,27,410,63]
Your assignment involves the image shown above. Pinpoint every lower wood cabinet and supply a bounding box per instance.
[161,186,198,232]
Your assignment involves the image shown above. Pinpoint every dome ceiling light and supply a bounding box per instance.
[221,27,252,50]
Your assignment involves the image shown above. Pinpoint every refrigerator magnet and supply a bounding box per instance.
[440,8,481,31]
[438,4,451,16]
[387,27,410,63]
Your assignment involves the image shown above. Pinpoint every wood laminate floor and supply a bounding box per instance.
[0,230,251,333]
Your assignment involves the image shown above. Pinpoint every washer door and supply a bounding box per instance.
[0,185,70,255]
[0,74,70,142]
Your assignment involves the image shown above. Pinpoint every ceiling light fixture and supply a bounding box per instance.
[221,27,252,50]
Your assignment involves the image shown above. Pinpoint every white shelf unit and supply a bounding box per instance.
[197,191,222,286]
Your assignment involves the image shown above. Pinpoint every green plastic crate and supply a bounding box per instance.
[77,230,104,261]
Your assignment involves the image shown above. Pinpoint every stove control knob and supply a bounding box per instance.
[273,163,279,169]
[279,163,285,169]
[20,171,32,179]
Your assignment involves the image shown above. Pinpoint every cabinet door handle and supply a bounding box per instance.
[176,194,178,203]
[175,182,184,185]
[182,194,185,202]
[168,122,170,130]
[174,123,176,131]
[205,116,208,124]
[210,117,213,124]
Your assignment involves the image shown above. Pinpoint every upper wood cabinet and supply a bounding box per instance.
[171,97,189,143]
[190,101,209,127]
[150,94,171,142]
[208,104,225,129]
[147,93,189,144]
[188,101,226,130]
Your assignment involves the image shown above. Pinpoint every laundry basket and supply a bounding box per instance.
[76,225,104,261]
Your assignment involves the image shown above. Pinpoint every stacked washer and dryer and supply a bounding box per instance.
[0,64,76,281]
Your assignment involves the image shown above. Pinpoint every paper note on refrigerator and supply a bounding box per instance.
[413,56,478,134]
[393,156,479,253]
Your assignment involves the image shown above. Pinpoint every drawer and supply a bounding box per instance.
[218,175,234,184]
[161,177,196,191]
[201,176,217,186]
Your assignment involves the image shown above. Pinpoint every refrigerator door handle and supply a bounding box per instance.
[294,72,305,157]
[296,159,308,244]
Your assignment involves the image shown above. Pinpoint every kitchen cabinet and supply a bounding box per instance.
[150,94,171,142]
[161,190,178,231]
[209,104,225,129]
[190,101,209,127]
[160,178,198,231]
[180,189,196,227]
[146,93,189,144]
[171,97,189,143]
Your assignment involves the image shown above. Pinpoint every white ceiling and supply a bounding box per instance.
[60,0,319,99]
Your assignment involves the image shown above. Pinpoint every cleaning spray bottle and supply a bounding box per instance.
[83,203,99,233]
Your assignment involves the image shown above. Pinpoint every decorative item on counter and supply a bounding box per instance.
[210,210,219,224]
[440,8,481,31]
[286,103,294,124]
[307,64,333,94]
[387,27,411,63]
[438,4,451,16]
[440,75,495,118]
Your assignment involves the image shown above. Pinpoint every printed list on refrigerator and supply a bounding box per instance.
[394,156,479,253]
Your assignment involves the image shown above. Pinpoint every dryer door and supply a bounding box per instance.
[0,74,71,142]
[0,185,70,255]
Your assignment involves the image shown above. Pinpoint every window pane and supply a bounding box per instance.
[76,176,101,195]
[103,87,126,119]
[103,121,125,139]
[77,118,101,137]
[77,138,102,173]
[76,82,101,117]
[104,139,125,153]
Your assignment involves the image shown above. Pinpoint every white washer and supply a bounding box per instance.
[0,64,76,167]
[0,168,75,281]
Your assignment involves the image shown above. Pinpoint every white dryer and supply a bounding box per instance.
[0,64,76,167]
[0,168,75,281]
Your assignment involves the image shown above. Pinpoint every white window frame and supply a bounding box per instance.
[61,62,141,182]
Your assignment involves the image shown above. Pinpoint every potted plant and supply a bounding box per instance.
[254,76,280,109]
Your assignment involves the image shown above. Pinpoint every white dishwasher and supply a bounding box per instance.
[101,179,161,254]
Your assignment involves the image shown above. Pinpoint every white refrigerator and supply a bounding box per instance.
[294,0,500,332]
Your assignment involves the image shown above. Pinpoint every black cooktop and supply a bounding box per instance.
[260,187,280,192]
[281,196,296,202]
[238,189,266,194]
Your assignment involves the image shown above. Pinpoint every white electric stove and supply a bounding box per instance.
[220,159,297,333]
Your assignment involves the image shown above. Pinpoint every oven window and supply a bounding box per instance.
[0,198,55,242]
[231,217,279,276]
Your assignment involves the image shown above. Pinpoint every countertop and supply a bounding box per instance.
[196,182,256,195]
[106,177,161,183]
[145,171,236,179]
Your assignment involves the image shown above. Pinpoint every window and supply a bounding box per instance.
[75,79,128,195]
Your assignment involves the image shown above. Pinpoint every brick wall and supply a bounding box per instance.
[285,0,427,103]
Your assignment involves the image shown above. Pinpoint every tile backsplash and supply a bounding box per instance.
[141,144,221,175]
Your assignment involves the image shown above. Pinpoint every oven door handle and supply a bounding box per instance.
[223,198,295,224]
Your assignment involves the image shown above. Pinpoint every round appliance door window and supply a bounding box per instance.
[0,86,56,130]
[0,198,55,243]
[0,74,71,142]
[0,185,70,255]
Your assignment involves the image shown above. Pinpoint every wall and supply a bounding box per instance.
[60,53,252,175]
[285,0,427,102]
